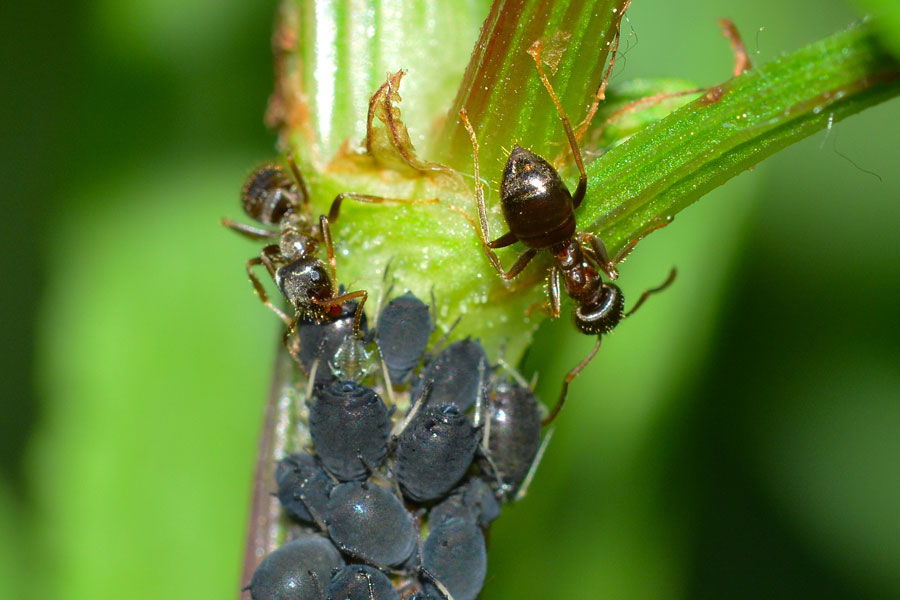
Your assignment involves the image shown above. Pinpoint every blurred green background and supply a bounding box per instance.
[2,0,898,598]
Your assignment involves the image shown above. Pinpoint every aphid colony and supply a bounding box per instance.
[240,288,549,600]
[226,35,677,598]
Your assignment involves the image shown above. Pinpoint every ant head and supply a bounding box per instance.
[241,164,302,226]
[573,282,624,335]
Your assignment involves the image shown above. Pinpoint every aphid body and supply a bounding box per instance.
[247,535,344,600]
[395,404,480,503]
[325,481,417,568]
[309,380,390,481]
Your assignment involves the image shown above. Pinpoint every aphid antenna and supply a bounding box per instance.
[514,426,555,502]
[423,316,462,363]
[496,356,530,389]
[373,256,396,318]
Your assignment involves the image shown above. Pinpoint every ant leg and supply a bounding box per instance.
[459,109,528,277]
[527,41,587,206]
[542,337,602,426]
[500,248,538,281]
[327,193,438,223]
[524,264,561,318]
[572,0,631,143]
[718,18,752,76]
[246,250,291,325]
[286,153,311,206]
[319,215,338,283]
[547,264,562,318]
[221,218,278,241]
[580,232,619,280]
[625,268,677,317]
[313,289,369,338]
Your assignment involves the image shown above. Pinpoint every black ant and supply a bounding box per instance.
[222,154,432,341]
[460,41,675,426]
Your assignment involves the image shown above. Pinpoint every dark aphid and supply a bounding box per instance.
[274,453,334,525]
[328,565,399,600]
[421,518,487,600]
[429,477,500,530]
[459,42,676,424]
[416,339,487,412]
[246,535,344,600]
[288,299,369,386]
[326,481,417,568]
[309,381,390,481]
[395,404,480,503]
[483,379,543,501]
[376,291,432,384]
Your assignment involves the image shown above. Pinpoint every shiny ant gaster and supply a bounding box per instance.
[460,42,675,426]
[222,155,431,340]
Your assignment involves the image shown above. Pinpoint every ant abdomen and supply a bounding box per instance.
[241,165,301,226]
[499,146,576,248]
[574,283,624,335]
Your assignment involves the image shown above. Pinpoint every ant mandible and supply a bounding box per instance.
[222,154,432,341]
[460,41,675,426]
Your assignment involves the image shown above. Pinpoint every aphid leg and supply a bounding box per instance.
[304,359,320,402]
[391,380,432,440]
[246,253,291,325]
[295,483,329,533]
[378,354,397,408]
[542,337,603,426]
[220,217,278,241]
[286,153,311,206]
[625,267,677,317]
[580,232,619,280]
[308,569,325,600]
[362,569,377,600]
[514,426,555,502]
[327,192,439,223]
[527,40,587,206]
[460,109,536,281]
[419,566,456,600]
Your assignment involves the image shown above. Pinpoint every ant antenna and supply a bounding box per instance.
[286,153,311,207]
